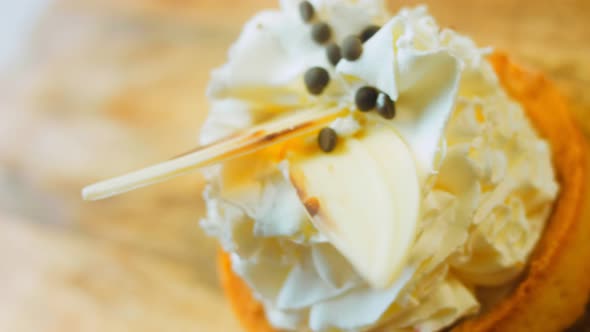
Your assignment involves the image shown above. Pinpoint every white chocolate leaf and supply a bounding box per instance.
[337,16,461,181]
[288,124,420,289]
[392,49,461,180]
[336,17,402,99]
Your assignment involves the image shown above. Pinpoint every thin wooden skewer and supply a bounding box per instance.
[82,107,345,201]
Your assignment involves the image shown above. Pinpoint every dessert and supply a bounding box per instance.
[82,1,590,331]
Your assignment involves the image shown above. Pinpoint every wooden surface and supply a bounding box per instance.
[0,1,588,331]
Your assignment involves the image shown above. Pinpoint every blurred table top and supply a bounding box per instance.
[0,1,588,331]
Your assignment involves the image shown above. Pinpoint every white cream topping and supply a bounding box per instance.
[200,2,558,331]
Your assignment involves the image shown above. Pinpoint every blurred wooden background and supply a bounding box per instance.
[0,1,588,331]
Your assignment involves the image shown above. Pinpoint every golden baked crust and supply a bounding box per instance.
[217,53,590,332]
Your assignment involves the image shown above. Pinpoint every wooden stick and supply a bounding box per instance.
[82,107,345,200]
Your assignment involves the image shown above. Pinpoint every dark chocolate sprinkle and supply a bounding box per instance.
[318,127,338,152]
[376,93,396,119]
[341,35,363,60]
[299,1,315,23]
[304,67,330,95]
[326,43,342,66]
[360,25,380,42]
[355,86,378,112]
[311,22,332,44]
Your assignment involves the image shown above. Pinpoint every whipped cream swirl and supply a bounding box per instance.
[200,1,558,331]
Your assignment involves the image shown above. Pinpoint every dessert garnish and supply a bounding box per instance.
[298,1,315,22]
[317,127,338,152]
[325,43,341,66]
[303,67,330,95]
[354,86,378,111]
[341,35,363,60]
[311,22,332,44]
